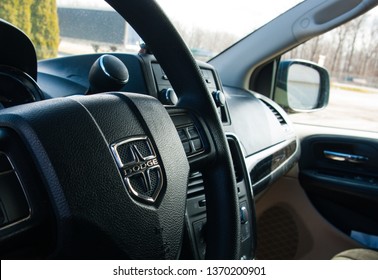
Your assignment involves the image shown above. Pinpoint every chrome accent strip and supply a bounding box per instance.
[324,150,369,163]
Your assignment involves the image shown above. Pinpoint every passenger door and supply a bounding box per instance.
[255,8,378,259]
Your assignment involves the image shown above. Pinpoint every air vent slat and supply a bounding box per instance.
[260,100,287,125]
[227,138,244,183]
[187,172,204,197]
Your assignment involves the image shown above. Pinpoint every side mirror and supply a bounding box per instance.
[274,59,330,112]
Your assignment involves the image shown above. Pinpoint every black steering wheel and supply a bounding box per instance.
[0,0,240,259]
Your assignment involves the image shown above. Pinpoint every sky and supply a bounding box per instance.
[57,0,303,37]
[154,0,302,36]
[57,0,378,39]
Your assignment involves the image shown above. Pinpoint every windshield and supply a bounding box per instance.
[155,0,303,60]
[1,0,303,61]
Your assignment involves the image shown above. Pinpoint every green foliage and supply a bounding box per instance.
[0,0,19,25]
[30,0,60,59]
[0,0,59,60]
[17,0,33,35]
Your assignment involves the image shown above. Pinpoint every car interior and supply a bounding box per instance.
[0,0,377,259]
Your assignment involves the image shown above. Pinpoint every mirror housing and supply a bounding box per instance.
[274,59,330,112]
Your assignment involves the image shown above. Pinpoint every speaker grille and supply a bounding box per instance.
[256,206,299,259]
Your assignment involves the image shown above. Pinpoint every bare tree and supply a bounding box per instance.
[343,16,365,74]
[330,25,348,73]
[173,20,238,56]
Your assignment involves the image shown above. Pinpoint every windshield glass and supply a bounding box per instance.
[155,0,303,60]
[1,0,303,61]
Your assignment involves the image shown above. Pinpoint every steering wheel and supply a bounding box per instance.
[0,0,240,259]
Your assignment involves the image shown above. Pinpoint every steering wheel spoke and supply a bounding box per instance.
[0,128,54,258]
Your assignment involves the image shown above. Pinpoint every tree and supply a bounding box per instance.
[30,0,60,59]
[173,21,238,57]
[342,16,365,74]
[0,0,18,25]
[17,0,33,35]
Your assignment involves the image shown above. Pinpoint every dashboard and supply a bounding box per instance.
[38,53,299,184]
[37,52,299,191]
[0,20,299,259]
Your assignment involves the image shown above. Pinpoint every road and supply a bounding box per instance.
[289,86,378,132]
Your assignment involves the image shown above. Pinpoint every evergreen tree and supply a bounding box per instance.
[17,0,33,35]
[0,0,20,27]
[30,0,60,59]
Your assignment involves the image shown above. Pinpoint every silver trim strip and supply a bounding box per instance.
[323,150,369,163]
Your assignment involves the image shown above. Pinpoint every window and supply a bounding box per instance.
[281,7,378,132]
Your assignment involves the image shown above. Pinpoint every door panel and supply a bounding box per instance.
[255,167,360,260]
[298,132,378,240]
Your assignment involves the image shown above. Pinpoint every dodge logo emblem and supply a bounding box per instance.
[111,136,163,203]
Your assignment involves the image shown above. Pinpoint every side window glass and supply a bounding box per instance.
[280,8,378,132]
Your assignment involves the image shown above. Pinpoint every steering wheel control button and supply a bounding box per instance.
[192,138,203,151]
[176,125,204,157]
[182,141,191,154]
[187,126,199,139]
[111,136,163,203]
[177,129,188,142]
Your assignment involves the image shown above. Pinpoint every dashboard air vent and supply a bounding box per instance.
[187,172,204,198]
[260,100,287,125]
[227,137,244,183]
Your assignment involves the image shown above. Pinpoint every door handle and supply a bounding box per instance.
[323,150,369,163]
